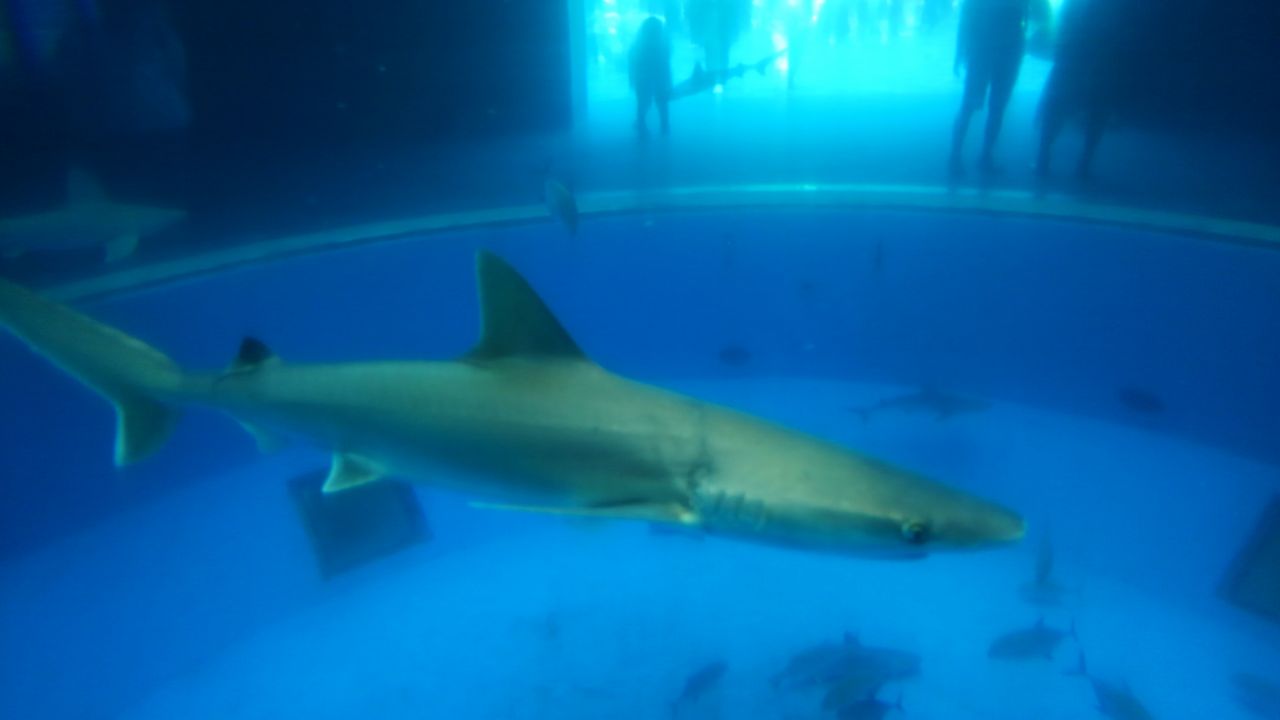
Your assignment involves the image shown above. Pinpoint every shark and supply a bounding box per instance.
[0,250,1024,557]
[1068,652,1156,720]
[0,169,185,263]
[986,617,1076,661]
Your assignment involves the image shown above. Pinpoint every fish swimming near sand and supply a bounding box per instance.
[837,692,903,720]
[0,251,1023,558]
[1021,534,1070,606]
[774,634,920,693]
[670,660,727,716]
[987,617,1075,661]
[1067,652,1156,720]
[848,386,990,422]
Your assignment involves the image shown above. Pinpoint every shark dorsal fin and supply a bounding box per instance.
[466,250,585,362]
[67,168,106,204]
[230,336,278,372]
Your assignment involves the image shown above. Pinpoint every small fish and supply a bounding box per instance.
[773,633,919,691]
[987,617,1075,661]
[838,692,904,720]
[718,344,752,367]
[544,178,578,236]
[822,667,893,712]
[849,386,989,422]
[1067,652,1156,720]
[1021,534,1069,606]
[670,661,727,716]
[1234,672,1280,719]
[1117,387,1165,415]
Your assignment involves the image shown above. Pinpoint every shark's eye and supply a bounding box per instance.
[901,521,929,545]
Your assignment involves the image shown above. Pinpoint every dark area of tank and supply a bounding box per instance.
[0,0,1277,260]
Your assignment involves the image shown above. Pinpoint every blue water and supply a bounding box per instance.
[2,209,1280,718]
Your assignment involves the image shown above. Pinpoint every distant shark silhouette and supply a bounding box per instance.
[848,386,990,422]
[0,169,185,263]
[671,49,788,100]
[0,251,1023,557]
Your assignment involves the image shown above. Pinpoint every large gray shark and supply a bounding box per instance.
[0,251,1024,557]
[0,170,185,263]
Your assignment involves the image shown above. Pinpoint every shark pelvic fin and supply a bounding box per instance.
[104,234,138,263]
[322,453,384,493]
[113,394,178,465]
[238,421,287,454]
[465,250,586,362]
[67,167,106,204]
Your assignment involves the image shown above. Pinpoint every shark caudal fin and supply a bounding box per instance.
[0,277,185,464]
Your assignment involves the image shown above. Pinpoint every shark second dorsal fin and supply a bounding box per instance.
[466,250,586,362]
[67,168,106,204]
[231,336,278,372]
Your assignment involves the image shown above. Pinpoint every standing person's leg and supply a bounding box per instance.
[980,50,1023,172]
[951,60,989,175]
[1034,71,1068,177]
[657,92,670,135]
[636,86,653,134]
[1077,103,1107,179]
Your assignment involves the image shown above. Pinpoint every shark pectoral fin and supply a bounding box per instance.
[322,454,384,493]
[104,234,139,263]
[237,421,287,454]
[114,394,179,465]
[470,500,696,525]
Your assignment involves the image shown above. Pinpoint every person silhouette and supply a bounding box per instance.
[949,0,1043,177]
[630,16,673,137]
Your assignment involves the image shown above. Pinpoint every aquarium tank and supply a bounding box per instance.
[2,0,1279,718]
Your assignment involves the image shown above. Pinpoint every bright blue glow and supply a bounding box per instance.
[583,0,1046,105]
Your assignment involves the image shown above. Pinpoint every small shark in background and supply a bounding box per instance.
[670,48,788,100]
[0,169,185,263]
[1067,652,1156,720]
[1233,672,1280,719]
[848,386,990,422]
[0,250,1023,559]
[670,660,727,717]
[1117,386,1166,415]
[543,178,578,237]
[987,617,1076,661]
[1021,534,1070,606]
[773,633,920,699]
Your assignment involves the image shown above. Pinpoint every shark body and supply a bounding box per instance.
[0,170,185,263]
[0,251,1023,557]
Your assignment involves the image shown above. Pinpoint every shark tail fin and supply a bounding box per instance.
[0,277,186,465]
